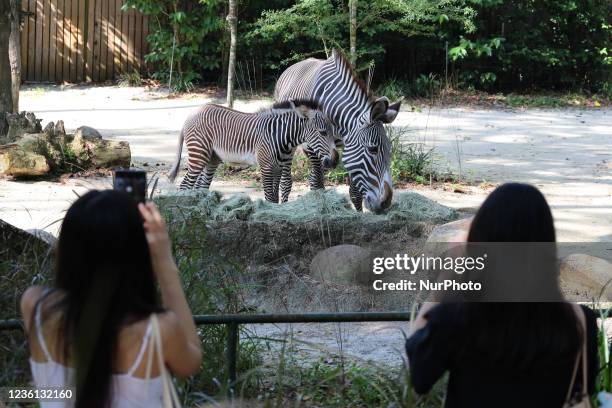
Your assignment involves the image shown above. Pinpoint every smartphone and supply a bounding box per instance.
[113,169,147,204]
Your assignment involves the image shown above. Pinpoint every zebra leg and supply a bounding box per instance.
[261,165,281,203]
[180,138,213,190]
[279,162,293,203]
[194,154,221,189]
[304,145,325,190]
[349,178,363,212]
[180,163,205,190]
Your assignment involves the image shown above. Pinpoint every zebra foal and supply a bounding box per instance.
[168,100,337,203]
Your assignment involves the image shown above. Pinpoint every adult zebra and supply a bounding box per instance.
[274,49,402,213]
[168,100,337,203]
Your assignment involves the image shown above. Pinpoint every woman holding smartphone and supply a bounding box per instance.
[405,183,599,407]
[20,190,202,408]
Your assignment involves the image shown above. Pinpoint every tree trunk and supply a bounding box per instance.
[349,0,357,68]
[9,0,21,113]
[226,0,237,108]
[0,1,14,136]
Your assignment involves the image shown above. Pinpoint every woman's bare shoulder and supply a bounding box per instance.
[20,286,46,328]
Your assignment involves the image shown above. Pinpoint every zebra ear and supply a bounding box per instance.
[370,97,389,122]
[380,98,403,124]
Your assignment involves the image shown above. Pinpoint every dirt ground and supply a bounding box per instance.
[1,84,610,365]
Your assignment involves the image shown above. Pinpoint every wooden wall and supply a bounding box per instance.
[20,0,149,83]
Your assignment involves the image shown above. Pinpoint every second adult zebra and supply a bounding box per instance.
[168,100,338,203]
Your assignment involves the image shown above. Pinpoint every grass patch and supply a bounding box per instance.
[212,128,450,187]
[403,88,610,109]
[118,70,143,87]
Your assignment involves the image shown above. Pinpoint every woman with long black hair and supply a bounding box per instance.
[21,190,202,407]
[405,183,599,407]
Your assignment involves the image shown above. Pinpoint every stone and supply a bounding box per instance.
[0,144,50,176]
[55,120,66,138]
[43,121,55,136]
[310,244,372,285]
[74,125,102,140]
[426,216,472,255]
[560,254,612,302]
[4,111,42,143]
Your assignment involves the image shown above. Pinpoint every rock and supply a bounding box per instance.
[0,144,50,176]
[426,216,472,255]
[74,125,102,140]
[310,244,372,285]
[4,111,42,143]
[43,121,55,136]
[560,254,612,301]
[55,120,66,138]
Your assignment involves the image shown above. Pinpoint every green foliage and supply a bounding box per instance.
[122,0,225,91]
[446,0,612,92]
[388,126,435,184]
[0,230,52,388]
[269,353,447,408]
[251,0,475,72]
[413,73,443,98]
[119,0,609,95]
[118,70,143,87]
[376,77,408,101]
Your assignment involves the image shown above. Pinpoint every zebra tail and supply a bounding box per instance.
[168,127,185,182]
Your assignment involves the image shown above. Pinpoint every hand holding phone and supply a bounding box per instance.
[113,169,147,204]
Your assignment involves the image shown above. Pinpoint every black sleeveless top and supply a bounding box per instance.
[405,303,598,408]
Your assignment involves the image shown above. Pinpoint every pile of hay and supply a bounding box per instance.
[157,189,457,224]
[156,189,459,313]
[156,189,458,266]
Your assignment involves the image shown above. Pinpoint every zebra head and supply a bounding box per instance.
[289,100,339,169]
[344,96,402,213]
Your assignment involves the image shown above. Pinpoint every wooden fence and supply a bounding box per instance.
[20,0,149,83]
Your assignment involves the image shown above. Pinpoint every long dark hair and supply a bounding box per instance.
[49,190,162,407]
[458,183,580,369]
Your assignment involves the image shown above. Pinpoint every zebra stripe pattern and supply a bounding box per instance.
[168,100,337,203]
[274,49,402,213]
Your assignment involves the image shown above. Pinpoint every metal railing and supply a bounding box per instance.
[0,312,413,389]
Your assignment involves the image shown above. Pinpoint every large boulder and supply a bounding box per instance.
[310,244,372,285]
[560,254,612,301]
[426,216,472,256]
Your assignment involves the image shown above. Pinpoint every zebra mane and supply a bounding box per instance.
[258,99,322,116]
[331,49,374,101]
[272,99,320,110]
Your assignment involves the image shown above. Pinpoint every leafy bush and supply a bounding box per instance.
[123,0,225,91]
[251,0,475,73]
[118,70,143,87]
[446,0,612,93]
[412,74,443,98]
[377,77,408,101]
[388,126,435,184]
